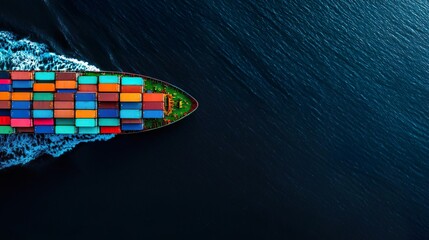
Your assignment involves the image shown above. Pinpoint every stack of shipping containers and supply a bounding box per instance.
[120,76,144,131]
[32,72,56,133]
[54,72,77,134]
[0,72,13,133]
[97,75,120,134]
[11,72,34,133]
[143,93,164,119]
[76,76,98,134]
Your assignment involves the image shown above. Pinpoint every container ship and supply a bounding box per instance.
[0,71,198,134]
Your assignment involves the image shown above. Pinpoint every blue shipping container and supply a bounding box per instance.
[121,123,144,131]
[120,102,142,109]
[75,92,96,101]
[98,109,119,118]
[75,101,97,110]
[35,126,55,134]
[57,89,77,93]
[0,71,10,78]
[0,84,11,92]
[11,110,31,118]
[77,76,98,84]
[0,110,10,116]
[143,110,164,119]
[11,101,31,109]
[120,109,142,119]
[33,110,53,118]
[12,81,33,89]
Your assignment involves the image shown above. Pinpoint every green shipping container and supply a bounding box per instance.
[121,77,144,86]
[78,76,98,84]
[35,72,55,81]
[55,126,76,134]
[56,118,75,126]
[0,126,14,134]
[78,127,100,134]
[33,93,54,101]
[75,118,97,127]
[98,118,120,126]
[99,75,119,84]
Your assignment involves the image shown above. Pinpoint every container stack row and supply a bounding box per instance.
[0,71,13,134]
[120,77,144,131]
[11,72,34,133]
[143,93,164,119]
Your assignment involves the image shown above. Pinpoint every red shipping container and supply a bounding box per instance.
[33,101,53,109]
[100,126,121,134]
[11,71,32,80]
[98,93,118,102]
[78,84,97,92]
[34,118,54,126]
[98,102,119,109]
[54,101,74,109]
[121,119,143,124]
[142,102,164,110]
[0,116,11,125]
[0,101,11,109]
[121,86,143,93]
[0,79,11,84]
[11,118,33,127]
[55,93,75,101]
[55,72,76,80]
[16,127,34,133]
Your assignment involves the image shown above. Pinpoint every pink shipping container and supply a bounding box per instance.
[34,118,55,126]
[0,79,11,84]
[11,118,33,127]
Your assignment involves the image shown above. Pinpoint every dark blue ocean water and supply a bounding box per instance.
[1,0,429,239]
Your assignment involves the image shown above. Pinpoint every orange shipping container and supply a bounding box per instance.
[12,92,32,101]
[98,84,120,92]
[120,93,142,102]
[56,81,77,89]
[33,83,55,92]
[78,84,97,92]
[75,110,97,118]
[54,110,75,118]
[0,92,11,100]
[143,93,164,102]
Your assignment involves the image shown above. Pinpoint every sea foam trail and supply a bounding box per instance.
[0,31,114,170]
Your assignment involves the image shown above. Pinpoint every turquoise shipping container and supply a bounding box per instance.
[121,77,144,86]
[75,118,97,127]
[99,75,119,84]
[77,76,98,84]
[55,118,75,126]
[98,118,120,126]
[35,72,55,81]
[55,126,76,134]
[120,109,142,119]
[78,127,100,134]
